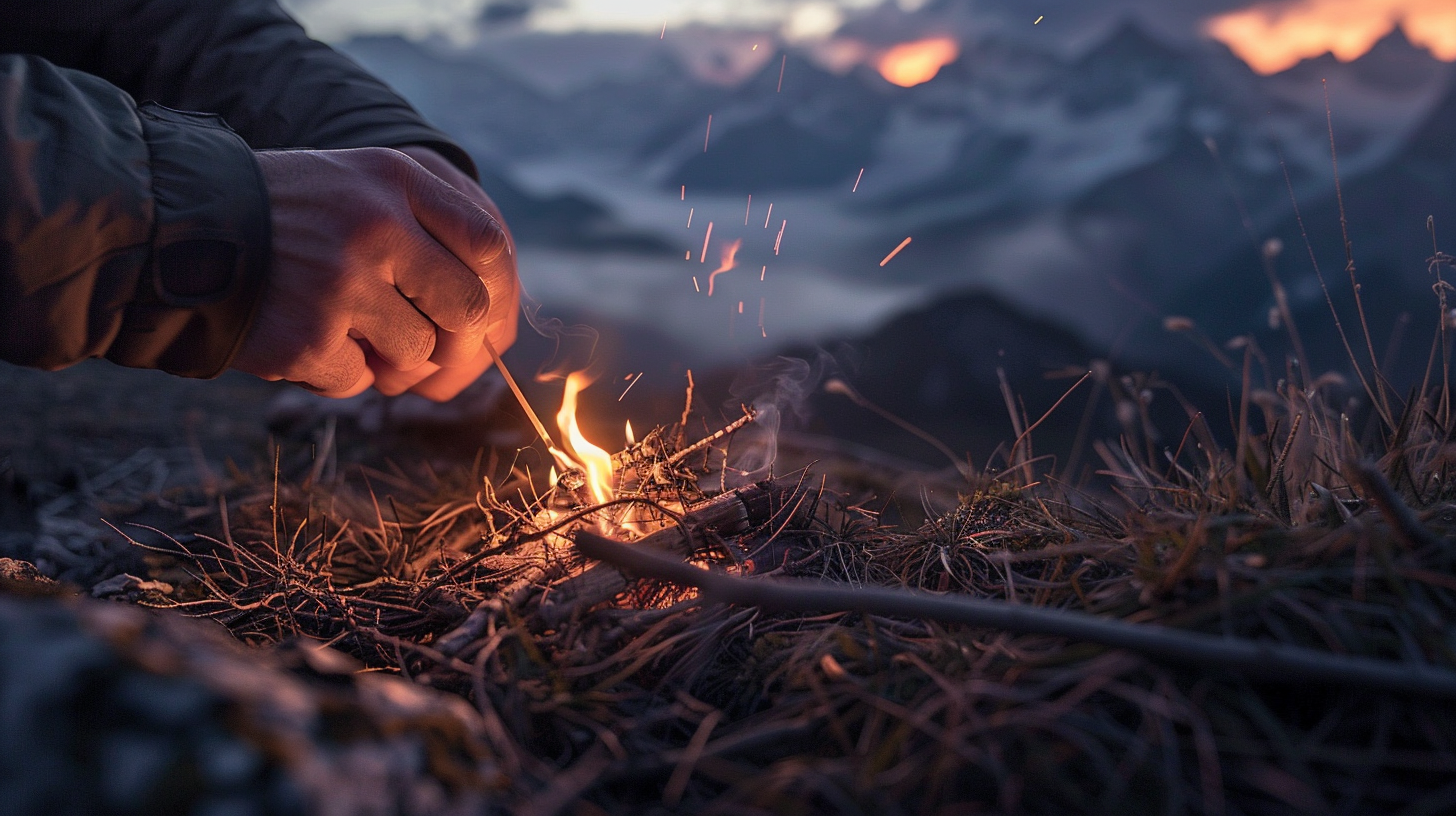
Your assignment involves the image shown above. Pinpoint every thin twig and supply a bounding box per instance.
[665,406,757,468]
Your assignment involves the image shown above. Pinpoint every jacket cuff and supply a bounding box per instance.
[105,103,271,378]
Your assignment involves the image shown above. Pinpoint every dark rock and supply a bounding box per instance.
[0,591,505,815]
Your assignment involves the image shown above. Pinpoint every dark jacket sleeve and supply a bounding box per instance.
[0,55,270,377]
[1,0,477,179]
[0,0,477,378]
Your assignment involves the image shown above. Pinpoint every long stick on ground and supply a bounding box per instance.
[573,529,1456,698]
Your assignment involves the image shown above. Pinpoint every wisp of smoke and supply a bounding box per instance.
[720,354,828,486]
[519,295,601,382]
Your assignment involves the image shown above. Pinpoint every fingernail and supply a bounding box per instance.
[478,213,510,263]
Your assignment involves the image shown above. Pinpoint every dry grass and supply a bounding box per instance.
[114,321,1456,816]
[104,197,1456,814]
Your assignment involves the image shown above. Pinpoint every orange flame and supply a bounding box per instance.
[706,239,742,296]
[877,37,960,87]
[1206,0,1456,75]
[553,372,614,506]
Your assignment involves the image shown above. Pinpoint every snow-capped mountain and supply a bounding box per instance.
[339,22,1456,383]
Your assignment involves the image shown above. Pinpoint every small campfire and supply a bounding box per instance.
[75,331,1456,814]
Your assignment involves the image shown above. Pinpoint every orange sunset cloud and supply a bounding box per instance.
[877,37,960,87]
[1206,0,1456,75]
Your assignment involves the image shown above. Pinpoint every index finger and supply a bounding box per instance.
[402,161,513,280]
[402,167,519,353]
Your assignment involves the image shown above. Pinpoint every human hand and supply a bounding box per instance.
[371,145,519,399]
[233,147,519,400]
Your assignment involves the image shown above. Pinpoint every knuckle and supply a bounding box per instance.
[468,207,510,267]
[389,327,436,370]
[425,264,490,334]
[459,277,491,330]
[409,331,438,368]
[365,145,413,173]
[312,356,362,394]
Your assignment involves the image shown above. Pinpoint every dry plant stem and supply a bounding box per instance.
[573,530,1456,698]
[826,378,972,477]
[516,744,613,816]
[1008,371,1092,477]
[664,406,756,468]
[1279,154,1391,430]
[1211,131,1312,376]
[677,370,694,448]
[609,405,758,471]
[1354,460,1447,551]
[421,496,676,599]
[1324,80,1392,423]
[538,476,814,624]
[429,497,684,655]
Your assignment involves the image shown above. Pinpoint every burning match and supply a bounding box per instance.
[483,334,558,455]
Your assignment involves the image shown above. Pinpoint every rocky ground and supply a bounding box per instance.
[0,361,525,815]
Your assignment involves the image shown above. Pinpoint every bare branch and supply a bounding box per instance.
[574,529,1456,698]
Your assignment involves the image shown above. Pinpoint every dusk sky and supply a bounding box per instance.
[279,0,1252,42]
[282,0,1456,76]
[281,0,887,41]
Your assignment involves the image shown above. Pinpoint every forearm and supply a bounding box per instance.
[0,0,476,178]
[0,55,270,377]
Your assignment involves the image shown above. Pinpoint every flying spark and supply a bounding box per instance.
[752,43,758,51]
[704,114,712,152]
[777,54,786,92]
[687,207,694,228]
[758,297,766,337]
[692,276,700,292]
[738,301,744,314]
[618,371,644,401]
[680,185,685,200]
[763,203,773,229]
[700,221,713,262]
[707,239,742,296]
[684,251,691,260]
[852,167,864,192]
[1034,15,1043,24]
[880,236,912,266]
[773,220,786,255]
[760,265,766,281]
[660,20,666,38]
[744,194,752,225]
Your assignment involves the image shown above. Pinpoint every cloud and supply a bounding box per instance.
[1204,0,1456,74]
[783,2,846,41]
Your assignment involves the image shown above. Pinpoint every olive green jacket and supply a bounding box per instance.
[0,0,473,377]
